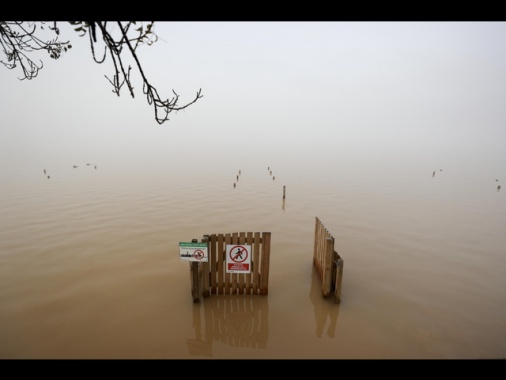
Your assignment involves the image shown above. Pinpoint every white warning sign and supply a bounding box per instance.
[179,242,208,262]
[226,244,251,273]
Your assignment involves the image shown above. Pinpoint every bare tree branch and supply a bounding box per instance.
[0,21,203,124]
[0,21,72,80]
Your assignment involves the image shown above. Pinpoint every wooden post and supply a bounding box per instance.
[190,238,201,303]
[283,185,286,199]
[260,232,271,295]
[190,261,199,303]
[334,255,344,304]
[202,235,210,297]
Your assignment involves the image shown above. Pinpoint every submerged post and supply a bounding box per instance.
[334,251,344,304]
[190,262,199,303]
[190,238,200,303]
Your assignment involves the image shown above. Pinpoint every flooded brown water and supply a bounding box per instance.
[1,152,505,359]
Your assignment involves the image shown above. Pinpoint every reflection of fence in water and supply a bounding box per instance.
[309,266,340,338]
[188,294,269,356]
[208,295,268,348]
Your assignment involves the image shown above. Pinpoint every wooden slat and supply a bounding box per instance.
[224,234,232,294]
[322,237,334,296]
[231,232,239,294]
[217,234,225,295]
[313,217,320,270]
[253,232,260,294]
[239,232,246,294]
[209,234,217,293]
[245,232,253,294]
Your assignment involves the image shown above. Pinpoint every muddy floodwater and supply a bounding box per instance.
[1,153,505,359]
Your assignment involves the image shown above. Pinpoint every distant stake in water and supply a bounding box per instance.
[283,185,286,199]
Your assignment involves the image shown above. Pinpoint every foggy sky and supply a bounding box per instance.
[1,21,506,179]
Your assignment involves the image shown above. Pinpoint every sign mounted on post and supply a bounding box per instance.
[179,242,208,262]
[226,244,252,273]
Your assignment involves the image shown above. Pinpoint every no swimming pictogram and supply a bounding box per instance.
[179,242,208,262]
[226,244,252,273]
[193,249,205,260]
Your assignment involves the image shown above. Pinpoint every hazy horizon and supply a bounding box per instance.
[1,22,506,183]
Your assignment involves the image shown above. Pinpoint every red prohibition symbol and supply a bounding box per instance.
[229,245,248,263]
[193,249,205,260]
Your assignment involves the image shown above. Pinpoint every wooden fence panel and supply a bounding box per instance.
[192,231,271,302]
[313,217,343,303]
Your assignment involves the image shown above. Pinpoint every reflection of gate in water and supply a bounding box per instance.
[187,294,269,357]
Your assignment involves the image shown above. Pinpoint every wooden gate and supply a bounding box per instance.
[313,217,343,303]
[190,232,271,302]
